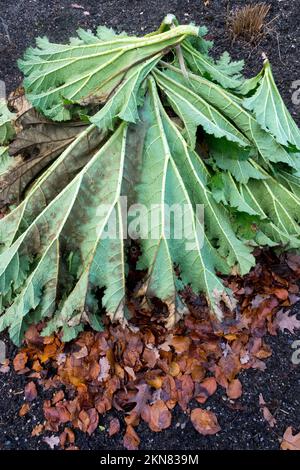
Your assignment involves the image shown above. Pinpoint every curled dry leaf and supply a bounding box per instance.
[19,403,30,417]
[13,352,28,371]
[191,408,221,436]
[171,336,191,354]
[109,417,120,437]
[226,378,242,400]
[281,427,300,450]
[78,408,99,435]
[169,361,181,377]
[60,427,75,447]
[275,310,300,334]
[195,377,217,404]
[52,390,65,404]
[31,424,44,436]
[25,381,38,402]
[123,425,140,450]
[141,400,172,432]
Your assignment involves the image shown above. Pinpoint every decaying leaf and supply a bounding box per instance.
[108,417,120,437]
[13,352,28,371]
[31,423,44,436]
[25,381,38,401]
[226,378,242,399]
[195,377,217,404]
[141,400,172,432]
[123,425,140,450]
[19,403,30,417]
[60,427,75,447]
[191,408,221,435]
[275,310,300,334]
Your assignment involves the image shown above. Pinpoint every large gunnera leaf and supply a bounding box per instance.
[19,23,199,121]
[0,16,300,345]
[136,78,241,326]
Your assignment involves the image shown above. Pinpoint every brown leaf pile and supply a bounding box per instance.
[12,251,300,450]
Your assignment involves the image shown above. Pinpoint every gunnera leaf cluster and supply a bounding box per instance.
[0,15,299,345]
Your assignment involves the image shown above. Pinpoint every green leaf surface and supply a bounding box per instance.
[19,24,199,121]
[243,60,300,150]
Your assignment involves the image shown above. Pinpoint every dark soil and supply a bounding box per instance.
[1,327,300,450]
[0,0,300,451]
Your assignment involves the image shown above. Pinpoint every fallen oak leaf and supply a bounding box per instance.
[281,427,300,450]
[125,384,152,425]
[32,359,43,372]
[191,408,221,435]
[39,342,59,363]
[275,310,300,334]
[259,393,276,428]
[25,381,37,402]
